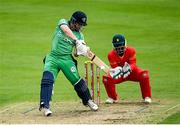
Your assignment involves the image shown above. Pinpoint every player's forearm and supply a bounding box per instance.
[60,25,77,41]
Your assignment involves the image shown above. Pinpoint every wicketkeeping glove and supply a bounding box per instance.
[109,66,123,79]
[122,62,132,78]
[76,40,90,56]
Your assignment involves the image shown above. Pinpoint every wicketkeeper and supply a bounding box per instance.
[39,11,98,116]
[103,34,152,104]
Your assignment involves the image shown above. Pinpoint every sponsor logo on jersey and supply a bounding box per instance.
[64,38,74,45]
[57,30,74,45]
[57,30,63,37]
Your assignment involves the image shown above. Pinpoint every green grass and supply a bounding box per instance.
[0,0,180,122]
[160,111,180,124]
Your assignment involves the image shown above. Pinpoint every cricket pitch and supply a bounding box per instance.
[0,99,179,124]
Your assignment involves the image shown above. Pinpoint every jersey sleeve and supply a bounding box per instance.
[58,19,68,26]
[128,47,136,71]
[108,51,118,68]
[79,32,84,40]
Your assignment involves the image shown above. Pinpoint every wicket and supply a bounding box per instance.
[84,61,101,105]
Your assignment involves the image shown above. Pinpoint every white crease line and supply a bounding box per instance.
[22,107,37,114]
[165,104,180,113]
[134,106,148,113]
[0,102,26,114]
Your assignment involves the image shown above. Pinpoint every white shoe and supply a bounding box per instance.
[144,97,152,104]
[87,100,98,111]
[39,102,52,116]
[43,108,52,116]
[105,97,118,104]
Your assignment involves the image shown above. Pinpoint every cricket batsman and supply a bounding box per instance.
[103,34,152,104]
[39,11,98,116]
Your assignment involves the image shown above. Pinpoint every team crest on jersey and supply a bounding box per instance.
[71,66,76,73]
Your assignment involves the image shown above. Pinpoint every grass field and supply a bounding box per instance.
[0,0,180,123]
[160,111,180,124]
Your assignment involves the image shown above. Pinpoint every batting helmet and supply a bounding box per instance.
[70,11,87,26]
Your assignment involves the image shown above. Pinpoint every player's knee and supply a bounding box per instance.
[74,78,87,92]
[103,75,114,85]
[140,70,149,80]
[41,71,54,86]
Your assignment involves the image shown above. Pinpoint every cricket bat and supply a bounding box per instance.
[86,50,110,73]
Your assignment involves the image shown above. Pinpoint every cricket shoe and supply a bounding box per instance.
[87,100,98,111]
[105,97,119,104]
[39,102,52,116]
[43,108,52,116]
[144,97,152,104]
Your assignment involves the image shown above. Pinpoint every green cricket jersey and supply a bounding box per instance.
[50,19,84,56]
[44,19,85,84]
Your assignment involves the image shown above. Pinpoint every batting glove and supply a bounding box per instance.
[109,66,123,79]
[76,40,90,56]
[75,39,86,45]
[122,62,132,78]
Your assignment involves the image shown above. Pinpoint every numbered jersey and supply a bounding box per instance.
[50,19,84,56]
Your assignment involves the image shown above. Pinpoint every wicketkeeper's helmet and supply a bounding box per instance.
[70,11,87,26]
[112,34,126,47]
[112,34,127,56]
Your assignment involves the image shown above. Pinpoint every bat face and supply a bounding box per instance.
[86,50,109,73]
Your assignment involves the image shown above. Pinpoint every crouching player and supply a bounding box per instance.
[103,34,152,104]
